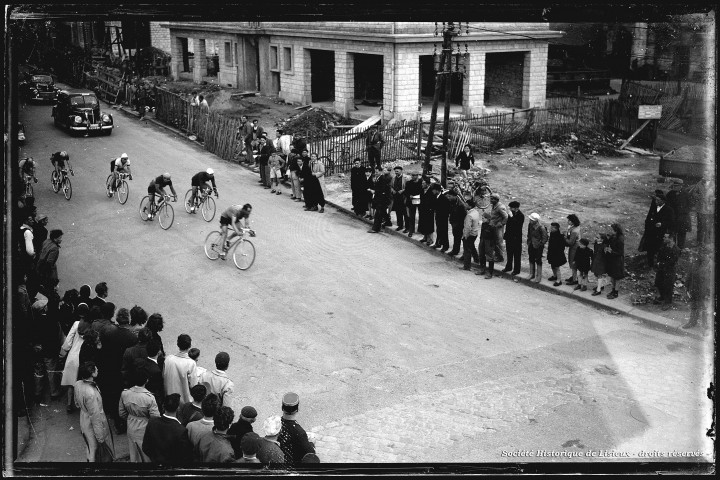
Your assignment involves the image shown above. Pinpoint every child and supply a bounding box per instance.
[591,233,608,296]
[188,347,207,384]
[654,234,681,310]
[547,222,567,287]
[573,238,594,292]
[269,153,285,195]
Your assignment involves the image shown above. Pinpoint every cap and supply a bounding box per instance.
[162,172,171,179]
[263,415,282,436]
[282,392,299,408]
[240,406,257,419]
[36,214,48,222]
[206,168,214,175]
[32,293,48,311]
[508,201,520,208]
[529,213,540,222]
[121,153,128,159]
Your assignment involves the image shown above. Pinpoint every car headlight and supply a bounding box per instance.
[73,115,82,124]
[102,114,110,122]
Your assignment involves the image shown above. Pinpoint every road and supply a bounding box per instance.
[14,97,713,465]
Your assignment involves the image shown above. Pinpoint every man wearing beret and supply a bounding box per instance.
[228,405,257,458]
[277,392,315,466]
[665,179,691,249]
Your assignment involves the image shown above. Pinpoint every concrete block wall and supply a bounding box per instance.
[334,51,355,116]
[150,21,171,53]
[463,52,486,115]
[192,38,207,83]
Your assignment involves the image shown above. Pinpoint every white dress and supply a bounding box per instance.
[60,321,84,386]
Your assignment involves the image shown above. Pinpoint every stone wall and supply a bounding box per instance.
[150,22,171,53]
[485,52,525,107]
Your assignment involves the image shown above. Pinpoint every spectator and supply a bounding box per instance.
[289,132,308,167]
[454,144,475,181]
[32,213,49,257]
[418,176,436,245]
[78,329,102,368]
[460,197,481,271]
[250,119,265,149]
[477,212,497,279]
[526,213,549,283]
[604,223,626,300]
[92,302,117,338]
[58,289,79,335]
[101,306,137,434]
[19,214,35,271]
[32,294,63,402]
[431,183,451,251]
[142,393,193,464]
[78,284,92,306]
[547,222,567,287]
[238,116,254,165]
[75,361,116,462]
[90,282,109,309]
[190,91,200,107]
[683,247,712,330]
[404,171,423,238]
[177,384,206,426]
[653,234,681,310]
[199,351,234,407]
[198,95,210,114]
[257,137,275,188]
[287,147,304,202]
[119,369,161,462]
[257,415,285,467]
[122,327,152,387]
[665,179,691,249]
[13,272,35,418]
[278,392,315,466]
[368,167,392,233]
[477,194,507,279]
[236,432,261,463]
[363,167,376,220]
[502,201,524,276]
[300,156,325,213]
[59,311,89,413]
[269,152,285,195]
[228,406,257,459]
[389,166,407,232]
[134,339,164,413]
[310,153,328,199]
[129,305,148,335]
[564,214,581,285]
[163,334,198,403]
[350,159,367,216]
[146,313,166,369]
[573,238,593,292]
[591,233,609,296]
[446,188,466,257]
[196,406,236,463]
[187,393,220,462]
[76,303,92,333]
[272,129,293,170]
[36,229,63,290]
[188,347,207,384]
[643,191,674,268]
[365,124,385,172]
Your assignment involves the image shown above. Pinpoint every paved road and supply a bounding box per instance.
[15,99,713,464]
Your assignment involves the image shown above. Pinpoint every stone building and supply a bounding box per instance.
[157,22,563,120]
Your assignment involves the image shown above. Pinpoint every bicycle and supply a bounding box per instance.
[204,227,256,270]
[184,186,216,222]
[139,193,175,230]
[318,143,348,176]
[105,172,130,204]
[51,167,74,200]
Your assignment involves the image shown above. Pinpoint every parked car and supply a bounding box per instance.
[18,122,26,144]
[51,89,113,136]
[20,73,59,103]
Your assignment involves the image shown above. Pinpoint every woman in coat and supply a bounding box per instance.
[455,144,475,181]
[604,223,626,299]
[418,177,436,245]
[75,361,116,462]
[119,371,160,462]
[590,233,608,296]
[310,153,327,198]
[350,159,367,216]
[565,214,582,285]
[60,316,89,413]
[547,222,567,286]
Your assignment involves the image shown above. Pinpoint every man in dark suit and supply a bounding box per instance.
[368,168,392,233]
[431,184,451,251]
[257,137,276,188]
[644,191,675,268]
[89,282,108,309]
[446,189,467,257]
[122,327,152,387]
[502,201,525,276]
[103,308,138,433]
[134,339,165,413]
[142,393,193,464]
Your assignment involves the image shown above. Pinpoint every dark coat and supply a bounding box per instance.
[36,238,60,287]
[363,175,376,205]
[591,239,607,277]
[455,151,475,170]
[418,187,436,234]
[32,224,48,257]
[258,143,276,166]
[372,173,392,208]
[644,203,675,245]
[547,230,568,268]
[228,419,254,458]
[574,246,594,273]
[448,198,467,227]
[503,210,525,243]
[435,192,452,219]
[404,178,423,206]
[176,401,203,427]
[278,418,315,466]
[134,357,164,410]
[121,343,148,387]
[605,233,626,279]
[350,166,368,213]
[142,416,193,464]
[665,190,691,232]
[654,244,680,290]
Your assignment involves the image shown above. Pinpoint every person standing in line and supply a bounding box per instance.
[590,233,609,296]
[269,152,286,195]
[238,116,254,165]
[228,406,258,459]
[129,305,148,336]
[103,307,138,433]
[256,415,285,467]
[389,166,408,232]
[176,384,206,426]
[526,213,549,283]
[418,176,436,245]
[74,361,116,462]
[643,191,674,268]
[547,222,567,287]
[142,393,193,464]
[121,327,152,387]
[573,238,593,292]
[459,197,481,271]
[478,194,507,278]
[350,159,367,216]
[145,313,166,370]
[59,310,88,413]
[287,148,305,202]
[310,153,328,200]
[236,433,262,463]
[133,339,165,414]
[90,282,109,309]
[277,392,316,467]
[257,137,276,189]
[163,334,198,404]
[196,406,236,463]
[431,184,451,251]
[446,188,466,258]
[368,167,392,233]
[653,234,681,310]
[31,213,48,257]
[364,167,376,220]
[118,370,161,462]
[564,214,581,285]
[404,172,423,237]
[187,393,220,462]
[501,201,524,276]
[604,223,626,300]
[365,124,384,172]
[198,351,234,407]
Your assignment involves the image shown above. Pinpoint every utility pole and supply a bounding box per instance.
[440,25,456,187]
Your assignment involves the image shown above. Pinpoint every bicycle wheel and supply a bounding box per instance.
[51,171,60,193]
[201,196,216,222]
[184,189,193,213]
[105,174,114,198]
[139,196,151,221]
[204,231,222,260]
[158,203,174,230]
[117,180,129,205]
[62,177,72,200]
[232,238,256,270]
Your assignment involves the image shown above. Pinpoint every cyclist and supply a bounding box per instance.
[145,173,177,220]
[218,203,255,258]
[189,168,219,213]
[51,151,74,180]
[19,156,38,185]
[109,153,133,192]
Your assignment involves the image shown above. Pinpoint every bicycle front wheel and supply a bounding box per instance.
[51,171,60,193]
[62,177,72,200]
[184,189,193,213]
[158,203,174,230]
[105,174,114,198]
[204,231,222,260]
[201,196,216,222]
[117,181,129,205]
[232,239,256,270]
[139,196,151,221]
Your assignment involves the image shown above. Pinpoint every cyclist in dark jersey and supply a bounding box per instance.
[189,168,219,213]
[218,203,254,258]
[146,173,177,220]
[51,151,74,179]
[19,157,37,184]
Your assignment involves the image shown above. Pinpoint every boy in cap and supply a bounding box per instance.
[277,392,316,466]
[228,405,258,458]
[257,415,285,466]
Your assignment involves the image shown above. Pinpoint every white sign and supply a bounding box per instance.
[638,105,663,120]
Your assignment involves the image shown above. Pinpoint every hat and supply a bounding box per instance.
[655,192,666,200]
[529,213,540,222]
[672,179,684,185]
[654,189,664,196]
[240,406,257,419]
[508,201,520,208]
[282,392,299,407]
[263,415,282,436]
[121,153,128,159]
[32,293,48,311]
[36,214,48,222]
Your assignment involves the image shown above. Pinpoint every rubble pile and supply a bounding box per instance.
[277,108,359,136]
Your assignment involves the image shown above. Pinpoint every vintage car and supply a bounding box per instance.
[18,122,26,144]
[51,89,113,136]
[20,73,59,103]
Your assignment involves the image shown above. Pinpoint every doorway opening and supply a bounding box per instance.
[354,53,383,106]
[419,55,463,107]
[309,49,335,103]
[484,52,525,108]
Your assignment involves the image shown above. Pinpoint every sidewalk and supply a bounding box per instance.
[111,102,705,342]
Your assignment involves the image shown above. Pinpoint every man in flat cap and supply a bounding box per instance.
[643,191,674,268]
[277,392,315,466]
[665,179,691,249]
[502,201,525,276]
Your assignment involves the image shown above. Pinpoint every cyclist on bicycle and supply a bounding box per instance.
[218,203,255,258]
[146,173,177,220]
[109,153,133,192]
[19,157,38,185]
[51,151,74,179]
[189,168,219,213]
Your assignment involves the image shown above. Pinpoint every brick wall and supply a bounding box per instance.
[150,22,171,53]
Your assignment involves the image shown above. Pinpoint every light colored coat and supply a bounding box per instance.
[162,351,198,403]
[60,321,83,386]
[198,368,234,407]
[187,418,215,462]
[311,160,327,197]
[75,379,116,462]
[119,385,161,462]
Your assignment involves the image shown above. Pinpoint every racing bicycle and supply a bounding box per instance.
[184,186,216,222]
[204,227,256,270]
[139,193,175,230]
[105,172,130,204]
[51,168,73,200]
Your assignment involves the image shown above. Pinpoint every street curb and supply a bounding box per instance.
[110,103,703,341]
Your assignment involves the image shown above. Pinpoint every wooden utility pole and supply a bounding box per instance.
[440,27,456,187]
